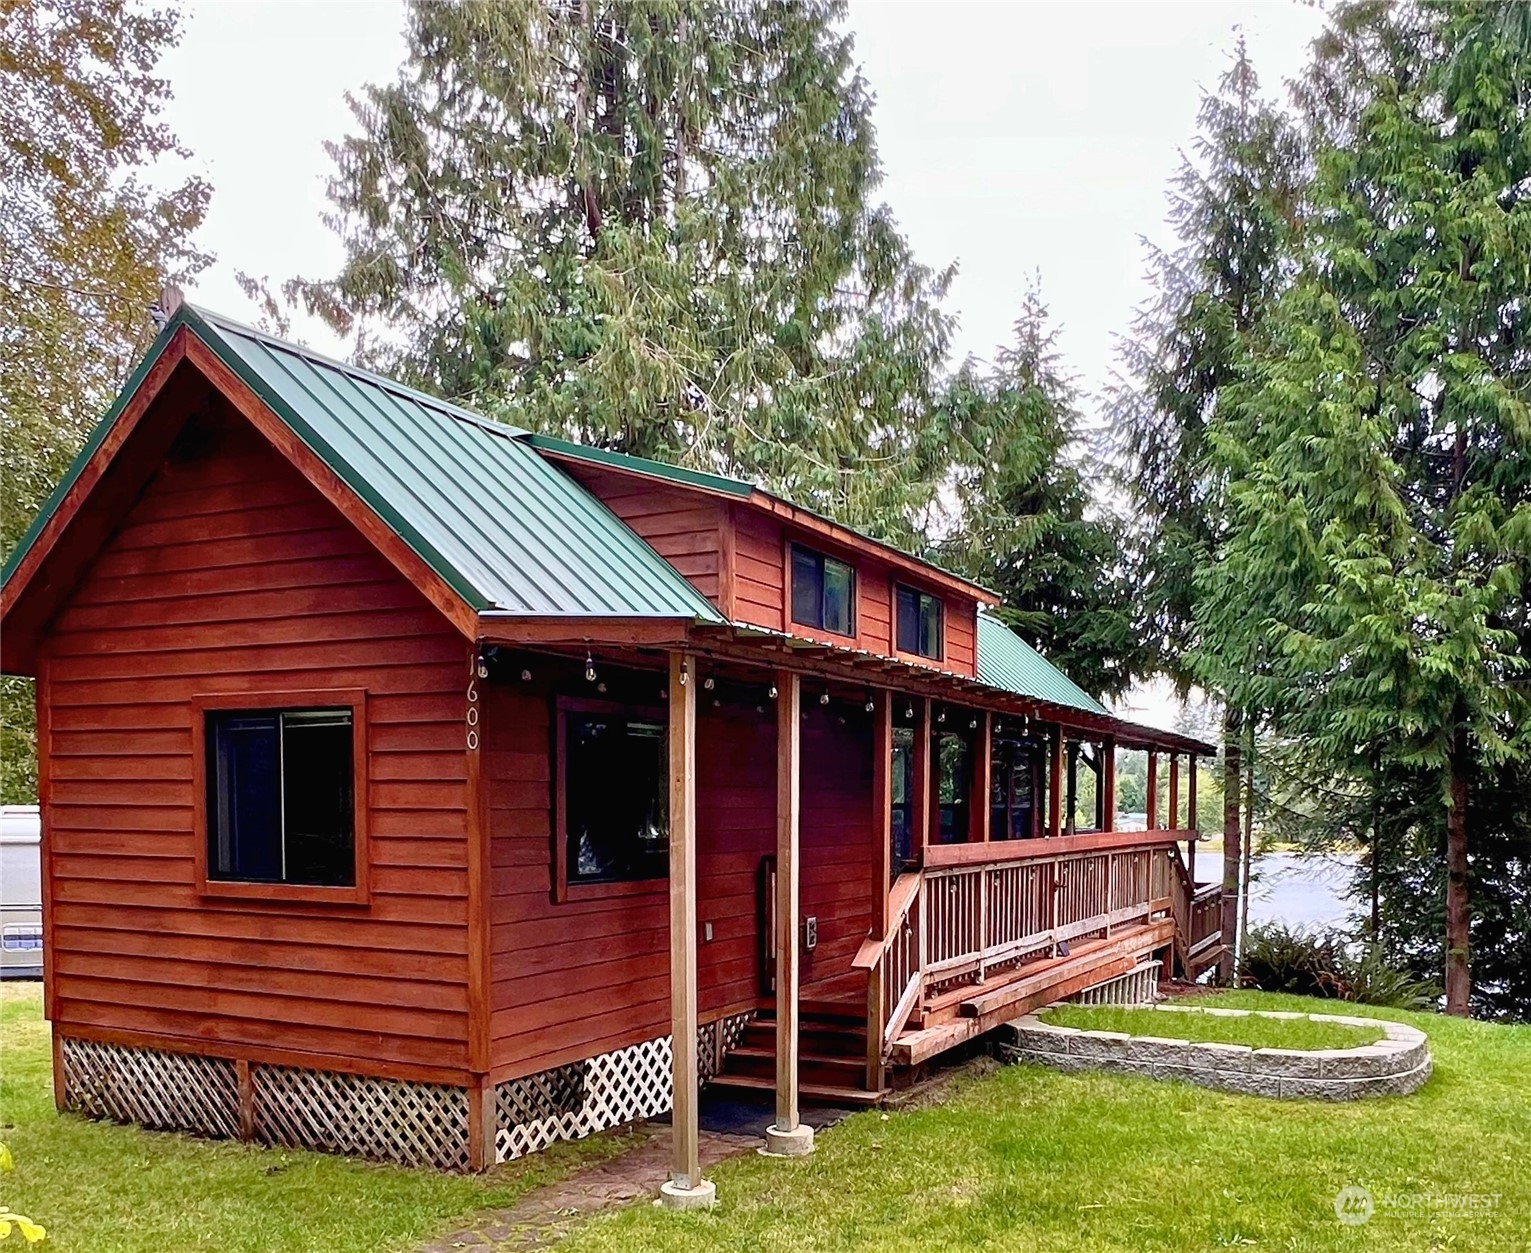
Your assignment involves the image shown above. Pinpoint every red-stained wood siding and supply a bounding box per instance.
[42,404,473,1076]
[562,466,728,605]
[732,509,786,630]
[485,667,877,1079]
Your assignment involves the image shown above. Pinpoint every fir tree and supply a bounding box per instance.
[1199,0,1531,1015]
[295,0,955,547]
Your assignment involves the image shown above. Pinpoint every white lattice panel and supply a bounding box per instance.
[495,1011,756,1162]
[60,1037,240,1140]
[253,1064,470,1171]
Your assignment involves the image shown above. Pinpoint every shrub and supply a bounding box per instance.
[1240,923,1438,1010]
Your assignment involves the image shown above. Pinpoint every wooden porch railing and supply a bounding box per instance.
[1170,842,1223,976]
[855,830,1208,1083]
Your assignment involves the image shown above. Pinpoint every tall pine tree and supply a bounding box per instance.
[1110,39,1305,972]
[1199,0,1531,1015]
[295,0,955,547]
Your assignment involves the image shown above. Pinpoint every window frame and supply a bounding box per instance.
[191,689,370,905]
[788,542,857,639]
[894,582,945,662]
[553,695,671,904]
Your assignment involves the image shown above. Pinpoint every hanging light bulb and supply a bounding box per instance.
[584,649,596,683]
[819,692,830,706]
[477,657,489,680]
[937,707,946,724]
[679,659,689,686]
[864,693,875,713]
[520,668,532,683]
[768,683,778,700]
[703,676,715,691]
[597,681,608,694]
[905,704,914,720]
[969,717,978,730]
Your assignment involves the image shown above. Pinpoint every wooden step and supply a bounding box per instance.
[705,1072,886,1107]
[740,1020,867,1055]
[720,1045,866,1086]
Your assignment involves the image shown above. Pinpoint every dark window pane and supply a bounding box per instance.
[791,546,823,630]
[822,557,854,635]
[920,595,943,658]
[891,727,915,871]
[935,730,968,842]
[896,586,920,653]
[282,711,355,886]
[209,715,281,881]
[565,712,669,883]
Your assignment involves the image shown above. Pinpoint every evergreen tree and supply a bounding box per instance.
[0,0,210,803]
[939,292,1142,699]
[1109,39,1305,973]
[1198,0,1531,1016]
[295,0,955,547]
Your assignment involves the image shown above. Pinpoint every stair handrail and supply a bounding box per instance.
[854,869,924,1078]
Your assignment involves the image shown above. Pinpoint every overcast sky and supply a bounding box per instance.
[157,0,1327,730]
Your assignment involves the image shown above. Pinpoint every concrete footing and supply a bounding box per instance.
[658,1178,717,1210]
[761,1121,816,1157]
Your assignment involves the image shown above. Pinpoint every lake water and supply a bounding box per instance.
[1245,851,1357,932]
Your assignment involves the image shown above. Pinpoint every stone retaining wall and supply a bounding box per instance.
[997,1004,1432,1100]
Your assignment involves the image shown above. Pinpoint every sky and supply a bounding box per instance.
[155,0,1329,732]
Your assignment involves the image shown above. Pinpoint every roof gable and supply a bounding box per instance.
[3,306,723,637]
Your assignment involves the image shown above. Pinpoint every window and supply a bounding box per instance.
[791,544,855,636]
[934,730,969,843]
[891,725,916,873]
[205,708,355,887]
[560,702,669,889]
[895,585,943,659]
[990,736,1040,840]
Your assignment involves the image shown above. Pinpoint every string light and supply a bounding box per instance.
[819,692,830,706]
[679,659,689,686]
[768,683,778,699]
[584,649,596,683]
[703,676,715,691]
[520,668,532,682]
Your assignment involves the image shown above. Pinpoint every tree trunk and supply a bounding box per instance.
[1444,725,1471,1016]
[1218,707,1242,985]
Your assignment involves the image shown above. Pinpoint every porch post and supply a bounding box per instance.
[659,651,712,1208]
[1101,737,1116,832]
[1186,754,1198,883]
[914,697,933,854]
[1064,739,1080,838]
[1168,752,1181,831]
[973,710,992,842]
[870,690,893,935]
[765,669,813,1156]
[1048,729,1064,838]
[1146,751,1159,829]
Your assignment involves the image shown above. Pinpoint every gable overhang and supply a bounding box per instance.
[0,318,482,675]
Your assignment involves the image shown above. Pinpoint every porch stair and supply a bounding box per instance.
[707,1001,888,1107]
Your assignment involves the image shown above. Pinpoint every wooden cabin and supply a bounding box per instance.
[0,307,1220,1192]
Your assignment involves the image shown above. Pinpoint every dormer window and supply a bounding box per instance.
[790,544,855,636]
[896,584,943,660]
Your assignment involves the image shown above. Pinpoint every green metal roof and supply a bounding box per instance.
[527,433,755,498]
[3,306,723,622]
[976,610,1110,717]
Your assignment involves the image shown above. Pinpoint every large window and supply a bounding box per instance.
[205,707,356,887]
[891,725,916,873]
[934,729,970,842]
[559,700,669,892]
[791,544,855,636]
[895,584,943,659]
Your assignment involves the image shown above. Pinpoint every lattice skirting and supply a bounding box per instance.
[1070,960,1163,1007]
[252,1064,470,1171]
[61,1037,241,1140]
[60,1015,755,1172]
[494,1010,754,1163]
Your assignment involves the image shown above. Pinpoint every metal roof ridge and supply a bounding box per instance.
[191,306,527,443]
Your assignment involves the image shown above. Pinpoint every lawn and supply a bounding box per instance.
[1037,1003,1386,1050]
[3,986,1527,1252]
[0,985,628,1253]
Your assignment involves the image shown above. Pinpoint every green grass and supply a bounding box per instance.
[559,991,1526,1252]
[1037,1003,1386,1051]
[0,985,629,1253]
[5,986,1528,1251]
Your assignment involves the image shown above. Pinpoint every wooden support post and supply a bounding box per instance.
[871,690,893,937]
[1065,739,1080,838]
[1101,737,1116,832]
[661,651,712,1203]
[1146,750,1159,830]
[913,697,933,855]
[973,710,992,843]
[1168,752,1180,831]
[1048,730,1064,839]
[766,670,812,1155]
[1186,754,1198,884]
